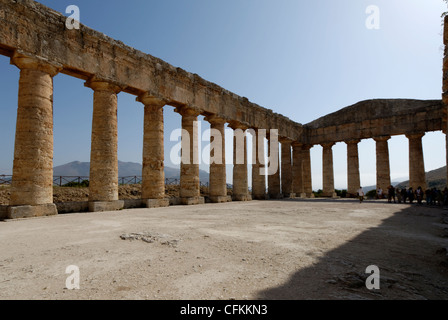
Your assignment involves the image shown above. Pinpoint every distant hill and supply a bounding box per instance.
[53,161,210,183]
[396,166,446,190]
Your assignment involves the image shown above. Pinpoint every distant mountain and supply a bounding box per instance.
[396,166,447,190]
[358,166,447,192]
[53,161,210,183]
[361,181,404,193]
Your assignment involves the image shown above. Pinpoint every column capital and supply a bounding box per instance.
[321,142,335,149]
[373,135,391,142]
[11,51,62,77]
[136,93,166,108]
[406,133,426,140]
[204,114,227,126]
[85,77,122,93]
[279,137,294,144]
[345,139,361,145]
[301,144,313,151]
[228,121,249,131]
[174,106,202,118]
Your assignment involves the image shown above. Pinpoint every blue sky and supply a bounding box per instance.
[0,0,447,190]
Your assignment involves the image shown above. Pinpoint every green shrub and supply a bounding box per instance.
[63,180,89,188]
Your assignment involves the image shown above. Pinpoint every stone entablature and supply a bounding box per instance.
[303,99,445,145]
[0,0,302,141]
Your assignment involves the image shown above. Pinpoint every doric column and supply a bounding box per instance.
[230,122,251,201]
[8,52,61,219]
[374,136,391,195]
[302,145,314,198]
[280,138,295,198]
[137,94,169,208]
[321,142,336,198]
[176,106,204,205]
[85,78,124,212]
[267,131,282,199]
[292,142,304,198]
[251,129,267,200]
[406,133,427,191]
[206,115,230,203]
[346,140,361,197]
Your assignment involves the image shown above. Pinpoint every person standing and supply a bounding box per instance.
[401,188,408,203]
[357,187,365,203]
[396,188,402,203]
[377,187,383,200]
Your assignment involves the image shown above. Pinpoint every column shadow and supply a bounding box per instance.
[255,204,448,300]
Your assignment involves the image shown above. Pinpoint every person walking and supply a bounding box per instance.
[357,187,365,203]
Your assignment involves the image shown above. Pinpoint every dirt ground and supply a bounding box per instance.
[0,198,447,300]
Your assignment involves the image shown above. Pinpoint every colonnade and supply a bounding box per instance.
[319,135,427,197]
[6,53,314,218]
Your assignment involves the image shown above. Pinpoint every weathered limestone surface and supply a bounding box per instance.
[138,94,168,206]
[177,107,204,205]
[304,99,444,145]
[231,124,251,201]
[9,52,59,217]
[207,116,230,203]
[291,143,304,197]
[268,133,282,199]
[8,204,57,219]
[86,80,121,210]
[321,143,336,198]
[302,145,314,198]
[374,136,391,194]
[1,0,447,217]
[407,133,427,191]
[280,139,294,197]
[251,129,267,200]
[346,140,361,196]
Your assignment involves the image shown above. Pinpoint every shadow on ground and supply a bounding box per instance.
[256,203,448,300]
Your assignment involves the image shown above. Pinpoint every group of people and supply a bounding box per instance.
[373,185,448,206]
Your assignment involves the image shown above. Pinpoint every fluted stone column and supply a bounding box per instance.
[177,107,204,205]
[251,129,267,200]
[322,142,337,198]
[230,123,251,201]
[8,53,61,219]
[280,139,295,198]
[407,133,427,191]
[346,140,361,197]
[302,145,314,198]
[86,78,124,212]
[292,142,304,198]
[374,136,391,195]
[137,94,169,208]
[268,131,282,199]
[206,115,231,203]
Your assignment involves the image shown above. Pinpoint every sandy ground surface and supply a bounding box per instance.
[0,199,448,300]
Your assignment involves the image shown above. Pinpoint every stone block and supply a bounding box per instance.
[180,197,205,206]
[7,204,58,219]
[146,199,170,208]
[56,202,89,214]
[233,195,252,201]
[0,206,8,220]
[89,200,124,212]
[209,196,232,203]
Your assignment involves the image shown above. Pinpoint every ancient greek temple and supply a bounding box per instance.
[0,0,447,219]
